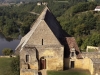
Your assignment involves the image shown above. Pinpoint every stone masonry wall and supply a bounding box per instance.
[20,45,64,71]
[82,52,100,59]
[64,57,94,75]
[93,63,100,75]
[36,45,64,70]
[20,69,38,75]
[82,52,100,75]
[20,47,38,70]
[27,20,62,46]
[75,57,94,75]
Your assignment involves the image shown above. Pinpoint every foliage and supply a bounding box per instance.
[11,56,20,75]
[2,48,13,55]
[0,57,19,75]
[0,3,37,38]
[71,2,96,15]
[81,33,100,49]
[43,0,87,17]
[48,2,69,17]
[0,0,39,3]
[58,2,100,50]
[33,5,45,13]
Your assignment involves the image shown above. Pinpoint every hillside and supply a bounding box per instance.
[58,2,100,50]
[0,2,45,38]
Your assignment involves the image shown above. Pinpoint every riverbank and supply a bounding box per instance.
[0,31,20,39]
[0,32,20,55]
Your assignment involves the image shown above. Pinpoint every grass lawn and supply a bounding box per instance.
[48,69,90,75]
[0,57,13,75]
[88,49,96,52]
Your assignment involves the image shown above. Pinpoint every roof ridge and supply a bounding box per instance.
[41,6,48,20]
[31,6,49,30]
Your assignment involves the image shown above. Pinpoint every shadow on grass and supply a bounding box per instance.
[47,69,91,75]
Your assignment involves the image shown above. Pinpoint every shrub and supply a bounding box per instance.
[2,48,13,56]
[11,56,20,75]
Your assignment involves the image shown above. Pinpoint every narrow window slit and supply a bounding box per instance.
[42,39,43,45]
[26,55,29,62]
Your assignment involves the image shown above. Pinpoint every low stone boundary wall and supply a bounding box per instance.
[82,52,100,59]
[0,55,16,58]
[82,52,100,75]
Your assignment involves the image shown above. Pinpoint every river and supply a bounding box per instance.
[0,32,20,55]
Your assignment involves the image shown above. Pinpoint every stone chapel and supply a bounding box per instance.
[15,6,83,75]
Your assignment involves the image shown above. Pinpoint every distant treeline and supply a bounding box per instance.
[0,3,44,38]
[0,0,40,3]
[57,1,100,50]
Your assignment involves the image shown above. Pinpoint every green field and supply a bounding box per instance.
[0,57,13,75]
[48,69,90,75]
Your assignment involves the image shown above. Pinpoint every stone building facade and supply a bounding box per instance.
[16,6,84,75]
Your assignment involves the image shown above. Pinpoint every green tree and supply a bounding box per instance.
[2,48,13,55]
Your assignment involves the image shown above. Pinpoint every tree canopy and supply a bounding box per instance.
[2,48,13,55]
[58,1,100,50]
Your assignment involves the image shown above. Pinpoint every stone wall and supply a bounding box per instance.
[75,57,94,75]
[82,52,100,75]
[20,47,38,70]
[64,57,94,75]
[93,63,100,75]
[36,45,64,70]
[20,69,38,75]
[27,20,62,46]
[86,46,98,52]
[82,52,100,59]
[0,55,16,58]
[20,45,64,75]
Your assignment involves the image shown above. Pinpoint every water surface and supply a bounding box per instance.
[0,32,20,55]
